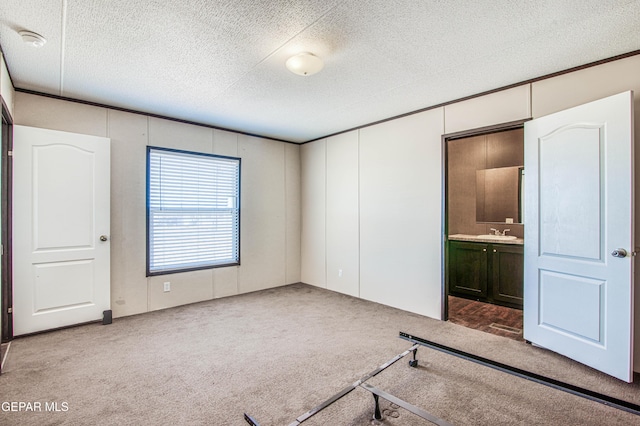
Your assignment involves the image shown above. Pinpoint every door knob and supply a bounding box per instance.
[100,235,108,242]
[611,248,627,258]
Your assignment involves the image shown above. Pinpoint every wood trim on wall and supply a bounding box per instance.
[303,49,640,144]
[1,97,13,343]
[442,119,529,142]
[13,88,297,146]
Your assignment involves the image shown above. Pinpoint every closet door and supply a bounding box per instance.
[12,126,111,335]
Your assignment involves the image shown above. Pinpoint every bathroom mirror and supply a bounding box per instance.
[476,166,523,223]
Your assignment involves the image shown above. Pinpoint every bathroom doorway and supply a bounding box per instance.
[443,122,525,341]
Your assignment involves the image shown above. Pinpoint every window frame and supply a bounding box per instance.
[146,146,241,276]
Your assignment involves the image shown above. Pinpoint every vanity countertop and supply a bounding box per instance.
[448,234,524,245]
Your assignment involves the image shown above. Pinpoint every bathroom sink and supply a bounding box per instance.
[477,234,518,241]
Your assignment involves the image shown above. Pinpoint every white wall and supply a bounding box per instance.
[13,92,301,317]
[301,139,326,287]
[285,143,302,285]
[360,110,444,317]
[444,85,531,134]
[326,131,359,297]
[301,85,532,319]
[237,135,286,294]
[301,110,445,318]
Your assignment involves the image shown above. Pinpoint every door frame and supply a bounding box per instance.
[1,98,12,343]
[441,119,528,321]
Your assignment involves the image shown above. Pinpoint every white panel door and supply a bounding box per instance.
[13,125,110,335]
[524,91,634,382]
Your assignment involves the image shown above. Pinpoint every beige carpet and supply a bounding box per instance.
[1,283,639,425]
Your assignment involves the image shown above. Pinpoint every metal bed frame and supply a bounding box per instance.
[243,331,640,425]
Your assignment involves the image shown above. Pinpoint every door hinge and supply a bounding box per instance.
[7,150,12,157]
[7,307,12,314]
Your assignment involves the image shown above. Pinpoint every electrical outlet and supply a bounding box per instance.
[163,282,171,292]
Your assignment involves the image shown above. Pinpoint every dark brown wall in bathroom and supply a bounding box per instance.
[448,135,486,236]
[486,128,524,169]
[447,128,524,238]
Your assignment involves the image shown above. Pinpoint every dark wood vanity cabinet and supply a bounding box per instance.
[490,244,524,307]
[448,240,523,309]
[448,241,489,299]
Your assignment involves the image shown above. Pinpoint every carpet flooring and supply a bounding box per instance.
[1,283,639,425]
[447,296,523,341]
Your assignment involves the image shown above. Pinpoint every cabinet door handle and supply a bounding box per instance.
[483,248,487,252]
[493,249,497,253]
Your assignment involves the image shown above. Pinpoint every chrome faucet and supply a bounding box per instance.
[490,228,510,236]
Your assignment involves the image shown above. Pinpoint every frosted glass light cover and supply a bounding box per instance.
[285,53,324,76]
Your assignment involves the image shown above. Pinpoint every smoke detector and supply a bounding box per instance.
[19,30,47,48]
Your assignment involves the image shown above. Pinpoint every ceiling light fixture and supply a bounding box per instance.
[19,30,47,48]
[285,52,324,76]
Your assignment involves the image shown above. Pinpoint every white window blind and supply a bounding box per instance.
[147,147,240,274]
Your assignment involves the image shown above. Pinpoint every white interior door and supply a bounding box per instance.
[12,125,110,335]
[524,91,634,382]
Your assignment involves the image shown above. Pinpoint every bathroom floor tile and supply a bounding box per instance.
[447,296,523,341]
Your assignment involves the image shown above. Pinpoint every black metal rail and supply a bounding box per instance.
[399,331,640,417]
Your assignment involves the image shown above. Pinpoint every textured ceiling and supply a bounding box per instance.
[0,1,639,143]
